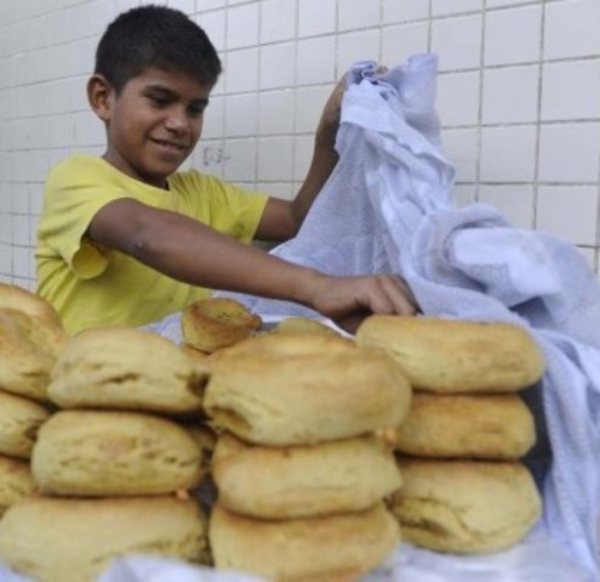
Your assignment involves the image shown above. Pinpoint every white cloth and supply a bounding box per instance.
[218,55,600,579]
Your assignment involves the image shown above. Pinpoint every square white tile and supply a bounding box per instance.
[431,14,482,71]
[544,0,600,60]
[382,22,429,67]
[298,0,336,37]
[437,71,480,127]
[382,0,428,24]
[538,123,600,183]
[295,84,332,133]
[223,137,257,182]
[260,0,296,44]
[202,95,224,139]
[442,127,478,181]
[224,93,258,137]
[259,42,296,89]
[484,4,542,66]
[479,184,535,228]
[259,89,295,135]
[225,49,259,93]
[226,3,259,50]
[338,0,380,32]
[480,125,537,182]
[336,29,380,74]
[297,36,336,84]
[541,60,600,121]
[536,185,598,245]
[258,136,294,181]
[482,65,539,124]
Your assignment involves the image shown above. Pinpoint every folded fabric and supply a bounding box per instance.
[217,55,600,579]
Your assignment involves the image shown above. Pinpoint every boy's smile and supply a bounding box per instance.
[90,67,213,188]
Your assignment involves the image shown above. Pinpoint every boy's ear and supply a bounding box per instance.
[87,74,114,122]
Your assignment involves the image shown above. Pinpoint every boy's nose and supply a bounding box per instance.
[164,109,189,133]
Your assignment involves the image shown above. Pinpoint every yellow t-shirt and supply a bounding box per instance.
[36,154,268,334]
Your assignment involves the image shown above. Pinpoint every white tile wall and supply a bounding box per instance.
[1,0,599,288]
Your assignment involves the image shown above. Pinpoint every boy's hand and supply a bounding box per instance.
[302,273,419,333]
[315,66,389,152]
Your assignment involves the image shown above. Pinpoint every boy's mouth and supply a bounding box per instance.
[151,138,188,152]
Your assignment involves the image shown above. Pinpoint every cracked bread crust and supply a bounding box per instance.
[395,392,536,460]
[0,456,35,517]
[204,338,412,445]
[212,432,402,519]
[356,316,545,393]
[0,496,208,582]
[390,458,542,553]
[181,298,262,354]
[0,390,50,459]
[31,410,204,496]
[48,327,208,414]
[209,502,400,581]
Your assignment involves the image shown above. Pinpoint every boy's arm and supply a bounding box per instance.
[255,77,345,242]
[87,198,417,330]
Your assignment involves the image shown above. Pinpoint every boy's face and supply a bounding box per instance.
[92,67,213,188]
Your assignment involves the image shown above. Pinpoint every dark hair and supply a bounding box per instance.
[95,5,222,93]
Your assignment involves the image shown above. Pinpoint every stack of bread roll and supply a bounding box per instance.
[203,331,412,580]
[0,284,67,519]
[356,316,545,554]
[0,325,214,581]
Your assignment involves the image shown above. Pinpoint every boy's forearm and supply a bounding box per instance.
[130,208,322,306]
[291,142,339,226]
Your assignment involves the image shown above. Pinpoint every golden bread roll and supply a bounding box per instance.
[48,327,208,413]
[390,458,542,554]
[210,502,400,581]
[181,298,262,353]
[0,390,50,459]
[356,316,545,393]
[273,316,340,337]
[213,330,354,360]
[205,335,411,445]
[395,392,536,460]
[0,496,208,582]
[0,310,55,401]
[0,456,35,517]
[0,283,67,356]
[31,410,204,496]
[212,432,402,519]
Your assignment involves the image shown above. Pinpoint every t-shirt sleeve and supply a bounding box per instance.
[194,174,269,243]
[39,161,131,280]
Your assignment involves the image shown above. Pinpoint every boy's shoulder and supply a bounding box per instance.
[47,154,106,183]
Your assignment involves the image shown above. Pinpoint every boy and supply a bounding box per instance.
[36,5,417,335]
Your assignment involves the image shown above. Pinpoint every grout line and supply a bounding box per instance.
[472,0,486,202]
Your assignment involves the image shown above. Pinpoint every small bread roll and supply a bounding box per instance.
[0,390,50,459]
[0,310,55,401]
[395,392,536,460]
[0,456,35,517]
[356,316,545,393]
[273,316,340,337]
[210,502,400,581]
[32,410,204,496]
[0,496,208,582]
[0,283,67,356]
[48,327,208,414]
[205,335,411,445]
[390,459,542,554]
[182,298,262,354]
[212,432,402,519]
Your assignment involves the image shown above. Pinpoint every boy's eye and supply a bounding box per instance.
[148,94,170,107]
[189,104,206,117]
